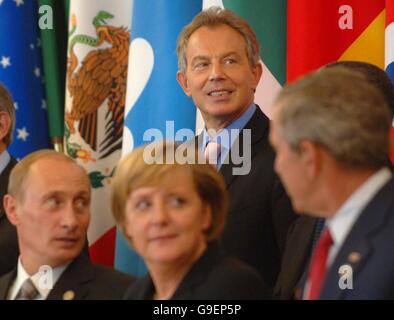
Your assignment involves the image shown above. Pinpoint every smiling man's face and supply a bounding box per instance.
[177,24,262,130]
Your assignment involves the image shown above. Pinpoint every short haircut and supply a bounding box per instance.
[111,141,228,243]
[8,149,89,201]
[0,84,16,146]
[275,67,392,169]
[176,6,260,73]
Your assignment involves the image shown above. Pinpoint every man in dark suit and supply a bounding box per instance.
[270,67,394,299]
[176,7,297,291]
[0,84,19,277]
[0,150,134,299]
[274,61,394,300]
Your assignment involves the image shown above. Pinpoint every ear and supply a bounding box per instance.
[176,71,191,96]
[200,203,212,232]
[251,62,263,90]
[298,140,321,180]
[3,194,20,226]
[0,112,11,143]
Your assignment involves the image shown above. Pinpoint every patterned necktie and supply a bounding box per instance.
[15,278,39,300]
[306,228,333,300]
[204,141,221,165]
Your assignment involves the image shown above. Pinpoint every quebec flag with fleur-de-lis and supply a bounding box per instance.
[0,0,50,159]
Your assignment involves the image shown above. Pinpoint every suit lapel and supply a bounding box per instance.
[320,178,394,299]
[47,255,95,300]
[171,243,221,299]
[0,269,17,299]
[219,107,269,189]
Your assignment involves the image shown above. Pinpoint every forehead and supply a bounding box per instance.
[25,158,89,191]
[132,166,196,195]
[186,24,246,56]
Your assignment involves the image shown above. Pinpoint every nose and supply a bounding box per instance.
[61,204,79,232]
[209,61,226,82]
[151,200,170,225]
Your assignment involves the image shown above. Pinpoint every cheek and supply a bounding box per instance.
[123,215,145,241]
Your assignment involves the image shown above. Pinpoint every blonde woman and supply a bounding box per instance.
[111,141,269,300]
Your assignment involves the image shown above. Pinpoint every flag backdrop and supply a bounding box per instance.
[38,0,69,148]
[0,1,393,272]
[64,0,133,267]
[117,0,202,276]
[288,0,393,162]
[222,0,286,119]
[385,0,394,163]
[0,0,50,159]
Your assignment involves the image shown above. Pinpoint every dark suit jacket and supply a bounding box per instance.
[0,156,18,277]
[123,242,270,300]
[274,164,394,300]
[318,176,394,299]
[197,107,297,290]
[0,254,135,300]
[274,216,317,299]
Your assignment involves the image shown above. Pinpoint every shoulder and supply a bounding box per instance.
[123,275,153,300]
[89,264,136,291]
[53,256,135,300]
[0,269,16,300]
[186,248,271,300]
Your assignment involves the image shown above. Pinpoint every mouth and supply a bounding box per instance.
[149,234,177,243]
[54,237,80,247]
[207,89,233,97]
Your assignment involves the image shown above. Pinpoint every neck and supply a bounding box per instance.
[203,103,251,131]
[317,167,377,218]
[19,250,68,276]
[148,242,207,300]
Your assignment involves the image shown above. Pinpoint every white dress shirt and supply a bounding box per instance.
[326,167,392,267]
[8,257,69,300]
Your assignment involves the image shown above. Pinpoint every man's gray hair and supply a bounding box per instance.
[176,6,260,74]
[275,67,392,169]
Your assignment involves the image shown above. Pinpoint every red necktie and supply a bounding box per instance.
[306,228,333,300]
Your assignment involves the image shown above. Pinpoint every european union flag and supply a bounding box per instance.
[117,0,202,276]
[0,0,50,159]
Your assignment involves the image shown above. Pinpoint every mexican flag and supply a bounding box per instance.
[64,0,133,267]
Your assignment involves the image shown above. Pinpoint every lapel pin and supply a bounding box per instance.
[348,251,361,264]
[63,290,75,300]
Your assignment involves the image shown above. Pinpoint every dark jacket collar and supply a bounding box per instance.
[196,107,269,188]
[219,107,269,187]
[134,242,222,300]
[0,254,95,300]
[47,254,95,300]
[320,177,394,299]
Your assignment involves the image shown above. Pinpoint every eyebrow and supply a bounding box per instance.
[190,52,241,65]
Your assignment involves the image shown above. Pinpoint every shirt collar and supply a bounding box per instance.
[9,257,69,300]
[327,167,392,253]
[0,150,10,175]
[202,103,256,150]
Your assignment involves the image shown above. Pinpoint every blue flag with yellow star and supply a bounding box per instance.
[0,0,50,159]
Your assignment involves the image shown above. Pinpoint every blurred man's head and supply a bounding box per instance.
[0,84,16,152]
[325,61,394,119]
[176,7,262,130]
[3,150,91,274]
[270,68,392,216]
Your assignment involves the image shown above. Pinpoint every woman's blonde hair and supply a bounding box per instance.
[111,141,228,242]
